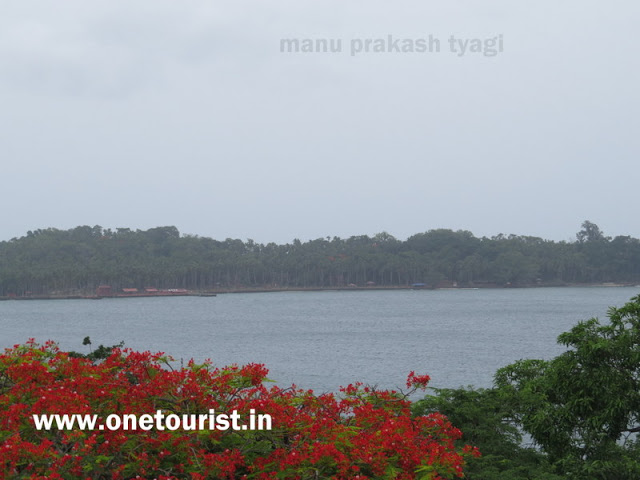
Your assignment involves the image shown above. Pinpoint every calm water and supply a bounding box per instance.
[1,287,638,393]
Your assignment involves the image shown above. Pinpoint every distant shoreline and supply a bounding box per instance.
[1,282,638,301]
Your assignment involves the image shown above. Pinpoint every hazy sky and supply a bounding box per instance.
[1,1,638,244]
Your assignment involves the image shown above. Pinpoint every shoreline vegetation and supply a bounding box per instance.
[2,220,640,298]
[1,281,639,301]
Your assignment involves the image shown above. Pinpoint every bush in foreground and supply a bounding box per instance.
[415,294,640,480]
[0,341,477,479]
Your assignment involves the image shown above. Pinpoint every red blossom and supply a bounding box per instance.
[0,341,478,479]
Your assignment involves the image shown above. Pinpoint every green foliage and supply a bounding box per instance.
[495,295,640,479]
[1,221,640,296]
[412,295,640,479]
[413,387,562,480]
[67,337,125,362]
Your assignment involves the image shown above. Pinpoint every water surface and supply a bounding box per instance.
[1,287,637,392]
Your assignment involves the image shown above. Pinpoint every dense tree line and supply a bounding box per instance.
[1,221,639,296]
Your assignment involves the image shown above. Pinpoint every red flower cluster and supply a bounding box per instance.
[0,340,478,479]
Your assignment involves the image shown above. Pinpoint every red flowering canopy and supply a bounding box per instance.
[0,340,478,479]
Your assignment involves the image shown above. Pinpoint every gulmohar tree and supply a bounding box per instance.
[0,341,477,479]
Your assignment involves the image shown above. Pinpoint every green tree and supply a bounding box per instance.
[576,220,608,244]
[495,295,640,479]
[413,387,562,480]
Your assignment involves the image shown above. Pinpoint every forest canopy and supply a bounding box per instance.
[1,221,639,296]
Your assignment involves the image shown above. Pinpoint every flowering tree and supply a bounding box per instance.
[0,340,478,479]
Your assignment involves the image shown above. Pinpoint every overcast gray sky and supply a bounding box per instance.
[1,1,638,244]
